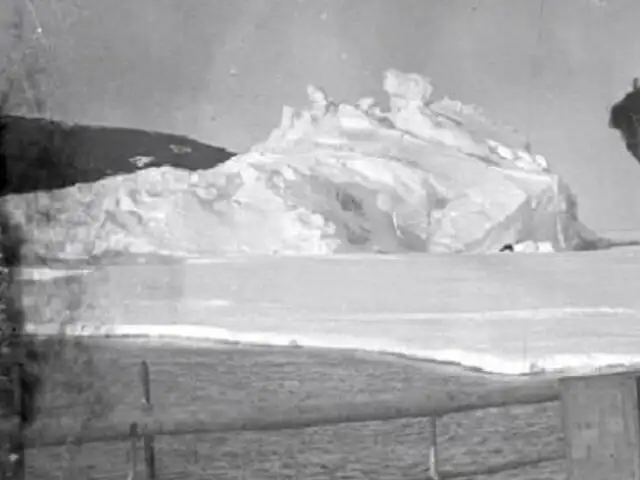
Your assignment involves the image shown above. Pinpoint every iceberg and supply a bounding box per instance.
[2,70,604,262]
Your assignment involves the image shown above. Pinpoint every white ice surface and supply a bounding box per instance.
[20,246,640,375]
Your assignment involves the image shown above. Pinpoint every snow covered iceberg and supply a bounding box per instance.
[204,69,601,254]
[2,70,603,261]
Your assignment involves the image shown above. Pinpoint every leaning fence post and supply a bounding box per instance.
[139,361,156,480]
[428,416,439,480]
[560,369,640,480]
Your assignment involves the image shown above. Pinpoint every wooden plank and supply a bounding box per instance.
[23,378,559,448]
[438,450,564,479]
[560,370,640,480]
[83,450,565,480]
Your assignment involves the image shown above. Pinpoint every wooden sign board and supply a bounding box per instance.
[561,369,640,480]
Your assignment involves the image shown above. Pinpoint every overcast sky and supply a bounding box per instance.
[2,0,639,232]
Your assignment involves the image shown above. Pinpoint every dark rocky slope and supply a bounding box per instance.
[0,115,236,196]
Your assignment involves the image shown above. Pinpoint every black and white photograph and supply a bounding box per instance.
[0,1,639,478]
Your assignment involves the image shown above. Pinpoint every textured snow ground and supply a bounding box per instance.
[19,243,640,376]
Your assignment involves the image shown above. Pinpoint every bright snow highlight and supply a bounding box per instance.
[229,69,602,254]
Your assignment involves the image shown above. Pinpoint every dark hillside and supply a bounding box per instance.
[0,115,236,196]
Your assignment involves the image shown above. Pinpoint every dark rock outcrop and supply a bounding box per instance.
[609,79,640,164]
[0,115,236,196]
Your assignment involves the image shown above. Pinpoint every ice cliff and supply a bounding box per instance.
[2,70,604,262]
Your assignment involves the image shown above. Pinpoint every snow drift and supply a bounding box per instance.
[2,70,604,261]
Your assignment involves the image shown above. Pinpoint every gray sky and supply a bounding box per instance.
[3,0,639,231]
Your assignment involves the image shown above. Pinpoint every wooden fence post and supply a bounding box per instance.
[139,361,156,480]
[560,369,640,480]
[11,363,23,480]
[427,417,439,480]
[128,422,139,480]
